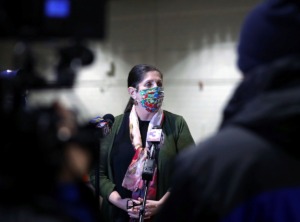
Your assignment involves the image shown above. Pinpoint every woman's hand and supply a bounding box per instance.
[127,196,166,219]
[127,199,145,219]
[143,199,161,218]
[109,191,170,219]
[145,191,170,218]
[108,191,130,211]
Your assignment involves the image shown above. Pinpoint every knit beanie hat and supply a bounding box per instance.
[237,0,300,75]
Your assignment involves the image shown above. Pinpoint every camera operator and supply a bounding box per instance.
[0,69,101,222]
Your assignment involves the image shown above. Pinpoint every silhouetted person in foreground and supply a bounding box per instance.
[155,0,300,221]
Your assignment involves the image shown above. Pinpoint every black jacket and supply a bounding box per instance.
[156,56,300,222]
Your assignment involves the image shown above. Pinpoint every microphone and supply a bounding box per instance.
[147,125,162,158]
[142,125,162,181]
[89,113,115,138]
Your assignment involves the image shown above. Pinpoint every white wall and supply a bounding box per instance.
[0,0,260,143]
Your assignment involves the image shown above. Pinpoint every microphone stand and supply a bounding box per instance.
[139,143,157,222]
[139,180,150,222]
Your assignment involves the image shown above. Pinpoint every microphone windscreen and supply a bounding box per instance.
[103,113,115,126]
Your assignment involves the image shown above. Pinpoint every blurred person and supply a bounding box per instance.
[155,0,300,221]
[91,64,195,222]
[0,95,101,222]
[54,102,102,222]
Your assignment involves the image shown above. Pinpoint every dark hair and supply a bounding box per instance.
[124,64,163,113]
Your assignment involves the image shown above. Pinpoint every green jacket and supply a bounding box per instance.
[96,110,195,222]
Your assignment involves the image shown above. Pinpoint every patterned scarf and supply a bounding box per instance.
[122,105,164,200]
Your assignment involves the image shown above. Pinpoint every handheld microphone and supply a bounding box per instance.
[89,113,115,138]
[142,125,162,181]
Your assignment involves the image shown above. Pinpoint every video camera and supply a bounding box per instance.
[0,0,107,89]
[0,0,107,191]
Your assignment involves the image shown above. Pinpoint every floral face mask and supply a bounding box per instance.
[138,86,164,113]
